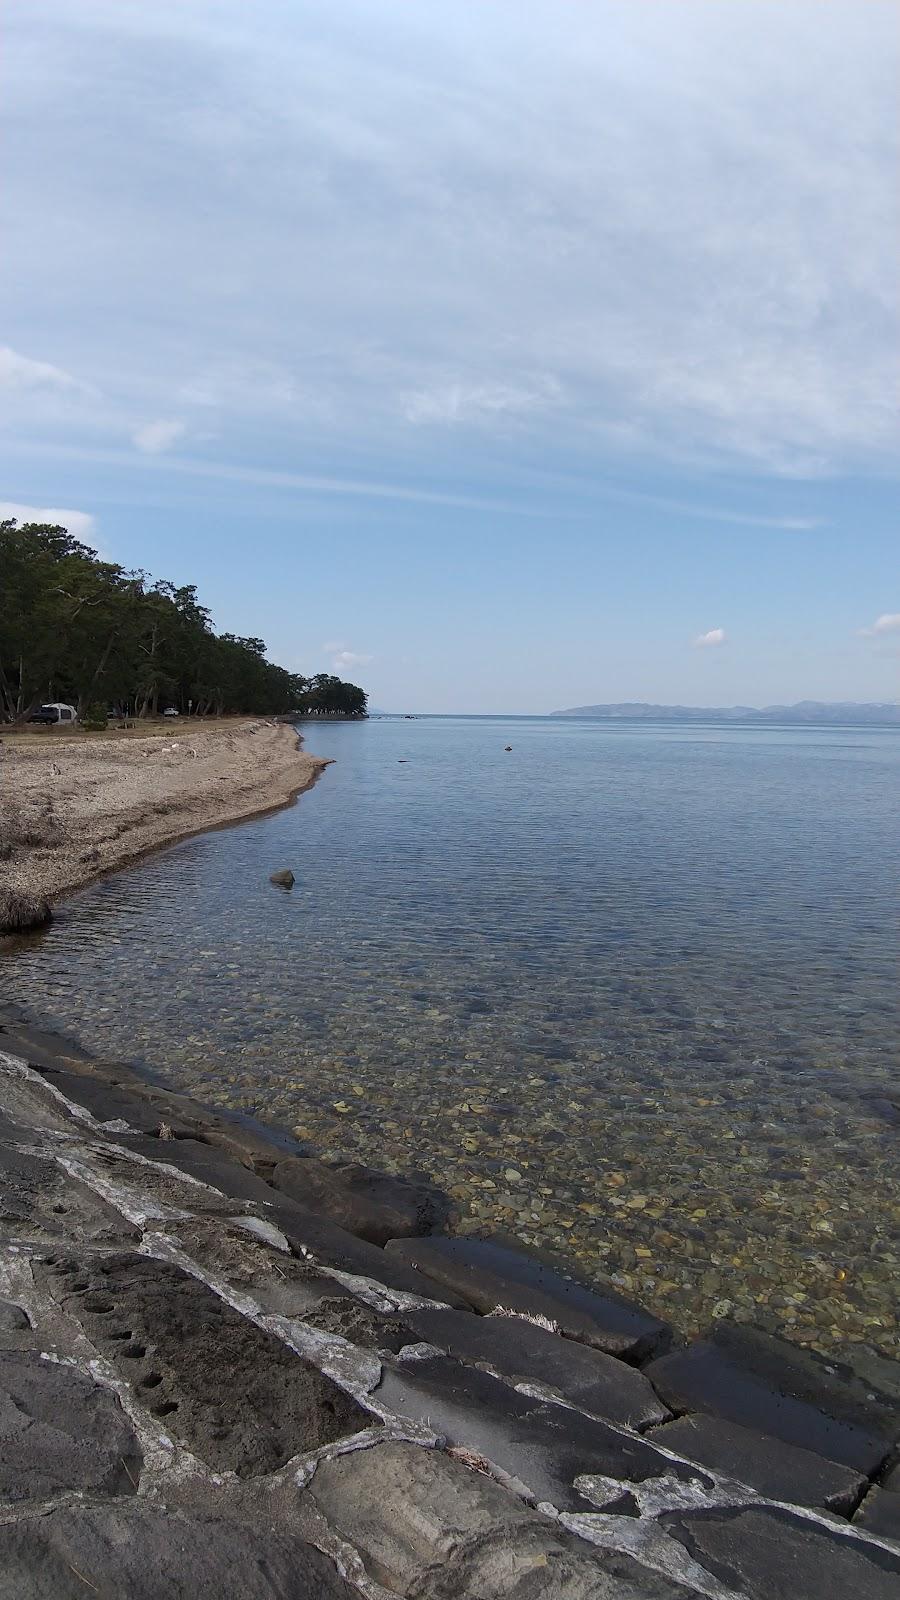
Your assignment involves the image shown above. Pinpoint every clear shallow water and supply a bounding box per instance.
[5,716,899,1353]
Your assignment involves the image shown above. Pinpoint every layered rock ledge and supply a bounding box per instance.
[0,1008,898,1599]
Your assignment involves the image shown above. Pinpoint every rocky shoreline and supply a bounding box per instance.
[1,1005,898,1597]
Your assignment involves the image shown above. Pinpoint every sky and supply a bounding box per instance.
[2,0,898,713]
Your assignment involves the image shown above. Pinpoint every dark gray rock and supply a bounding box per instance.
[306,1441,702,1599]
[645,1323,900,1476]
[0,1351,142,1503]
[649,1414,865,1514]
[884,1458,900,1492]
[0,1144,139,1245]
[0,1301,29,1332]
[300,1295,417,1354]
[168,1217,358,1322]
[269,869,295,888]
[840,1346,900,1407]
[384,1236,671,1360]
[40,1252,374,1475]
[264,1197,471,1306]
[403,1305,669,1429]
[662,1505,900,1600]
[110,1133,283,1204]
[271,1155,451,1246]
[853,1486,900,1543]
[0,1500,355,1599]
[374,1354,713,1510]
[25,1054,303,1169]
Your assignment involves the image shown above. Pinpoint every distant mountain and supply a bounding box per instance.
[550,701,900,725]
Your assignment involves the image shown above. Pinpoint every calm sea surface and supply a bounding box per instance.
[5,716,899,1352]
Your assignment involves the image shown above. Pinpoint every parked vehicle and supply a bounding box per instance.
[162,707,180,717]
[27,702,77,726]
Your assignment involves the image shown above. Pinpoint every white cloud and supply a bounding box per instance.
[324,643,373,673]
[404,376,564,428]
[0,500,96,541]
[0,345,81,392]
[2,2,896,481]
[859,613,900,638]
[693,628,727,648]
[132,419,186,454]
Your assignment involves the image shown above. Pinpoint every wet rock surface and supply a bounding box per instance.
[270,1155,452,1246]
[661,1506,900,1600]
[385,1235,672,1359]
[401,1305,670,1428]
[1,1018,898,1598]
[648,1413,866,1513]
[645,1323,900,1475]
[374,1354,713,1511]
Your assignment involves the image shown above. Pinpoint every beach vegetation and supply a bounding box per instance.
[0,519,367,723]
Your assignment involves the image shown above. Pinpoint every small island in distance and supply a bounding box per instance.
[551,700,900,724]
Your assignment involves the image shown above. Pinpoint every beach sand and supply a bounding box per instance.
[0,718,325,903]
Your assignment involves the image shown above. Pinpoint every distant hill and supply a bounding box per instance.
[550,701,900,725]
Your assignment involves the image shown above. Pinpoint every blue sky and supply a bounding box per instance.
[2,0,897,713]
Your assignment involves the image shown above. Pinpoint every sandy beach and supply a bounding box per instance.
[0,719,325,904]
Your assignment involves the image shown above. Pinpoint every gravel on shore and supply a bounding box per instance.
[0,719,325,904]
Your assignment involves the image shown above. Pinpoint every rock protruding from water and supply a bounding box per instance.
[0,890,52,934]
[268,869,295,888]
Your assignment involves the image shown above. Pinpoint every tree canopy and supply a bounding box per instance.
[0,520,367,721]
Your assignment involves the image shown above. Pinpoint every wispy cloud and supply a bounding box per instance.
[13,441,553,516]
[2,3,896,479]
[0,500,96,541]
[859,612,900,638]
[0,345,82,393]
[693,627,727,649]
[133,419,187,454]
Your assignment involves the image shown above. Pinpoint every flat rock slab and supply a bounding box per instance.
[646,1322,900,1476]
[0,1351,142,1503]
[306,1440,700,1600]
[40,1252,374,1475]
[385,1236,670,1360]
[649,1413,866,1514]
[0,1144,139,1245]
[661,1505,900,1600]
[265,1196,470,1306]
[271,1155,451,1247]
[374,1354,712,1510]
[853,1486,900,1543]
[0,1500,356,1600]
[108,1133,286,1205]
[169,1217,358,1321]
[404,1305,669,1430]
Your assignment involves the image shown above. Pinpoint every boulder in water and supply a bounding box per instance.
[0,891,53,934]
[269,869,295,890]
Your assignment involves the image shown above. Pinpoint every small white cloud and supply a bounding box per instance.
[0,501,96,541]
[859,612,900,638]
[132,419,186,454]
[328,647,373,672]
[0,345,82,392]
[693,627,727,648]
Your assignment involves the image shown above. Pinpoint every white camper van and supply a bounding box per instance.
[27,702,78,726]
